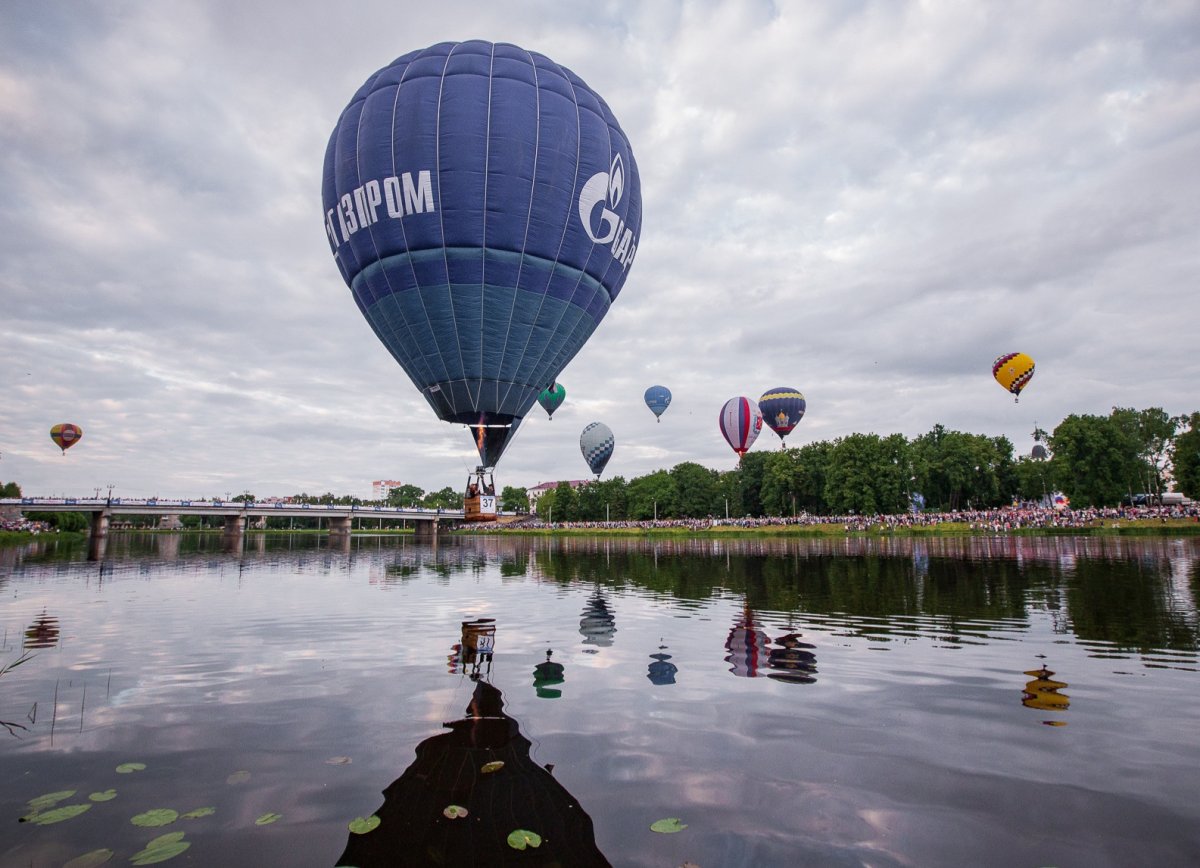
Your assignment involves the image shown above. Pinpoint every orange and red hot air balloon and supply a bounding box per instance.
[50,423,83,455]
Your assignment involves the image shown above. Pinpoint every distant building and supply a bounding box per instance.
[373,480,405,500]
[526,480,590,511]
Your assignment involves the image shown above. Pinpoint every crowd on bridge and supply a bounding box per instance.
[484,503,1200,534]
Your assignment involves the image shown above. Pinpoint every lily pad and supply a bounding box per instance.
[325,756,353,765]
[507,829,542,851]
[226,770,251,785]
[130,833,190,866]
[63,848,115,868]
[116,762,147,774]
[255,812,282,826]
[131,808,179,827]
[181,806,215,819]
[348,815,381,834]
[650,817,688,834]
[442,804,469,819]
[89,789,118,802]
[480,761,505,774]
[30,803,92,825]
[28,790,76,810]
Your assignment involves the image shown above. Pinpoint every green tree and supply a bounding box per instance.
[422,487,462,510]
[386,484,426,508]
[551,481,579,521]
[793,441,832,514]
[499,485,528,513]
[575,481,606,521]
[1,481,21,498]
[1171,412,1200,499]
[627,470,676,520]
[1012,456,1052,503]
[759,450,799,516]
[824,433,907,515]
[232,492,255,503]
[596,477,628,521]
[1050,414,1140,507]
[736,452,768,517]
[670,462,721,517]
[1110,407,1178,500]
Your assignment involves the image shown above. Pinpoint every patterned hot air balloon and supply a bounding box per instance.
[580,422,615,477]
[993,352,1035,402]
[758,386,806,446]
[643,385,671,422]
[323,41,642,468]
[538,382,566,421]
[50,423,83,455]
[718,397,762,460]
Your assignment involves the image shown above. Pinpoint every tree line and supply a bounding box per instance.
[526,407,1200,521]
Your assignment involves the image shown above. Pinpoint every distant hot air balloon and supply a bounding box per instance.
[538,382,566,421]
[718,397,762,460]
[643,385,671,422]
[323,41,641,469]
[50,423,83,455]
[758,386,806,446]
[580,422,615,477]
[993,352,1035,402]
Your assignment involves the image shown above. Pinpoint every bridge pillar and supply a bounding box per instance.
[328,516,352,537]
[159,514,183,530]
[87,510,109,561]
[223,515,245,537]
[414,517,440,540]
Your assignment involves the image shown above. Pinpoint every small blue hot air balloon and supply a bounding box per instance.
[323,41,642,467]
[580,422,615,477]
[758,387,806,446]
[644,385,671,422]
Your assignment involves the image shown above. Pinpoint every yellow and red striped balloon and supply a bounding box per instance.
[50,423,83,454]
[992,353,1035,402]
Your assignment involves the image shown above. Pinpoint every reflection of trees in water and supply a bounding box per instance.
[335,679,609,867]
[1066,559,1200,654]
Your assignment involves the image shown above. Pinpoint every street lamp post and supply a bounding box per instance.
[653,499,657,522]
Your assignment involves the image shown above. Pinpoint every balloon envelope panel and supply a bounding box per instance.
[323,41,642,432]
[758,387,806,438]
[718,397,762,457]
[644,385,671,419]
[580,421,615,476]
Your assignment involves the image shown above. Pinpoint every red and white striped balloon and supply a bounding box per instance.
[718,397,763,459]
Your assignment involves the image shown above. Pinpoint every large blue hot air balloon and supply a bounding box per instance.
[644,385,671,422]
[323,41,642,467]
[758,386,806,446]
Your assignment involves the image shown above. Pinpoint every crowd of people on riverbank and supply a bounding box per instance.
[0,515,54,534]
[487,503,1200,533]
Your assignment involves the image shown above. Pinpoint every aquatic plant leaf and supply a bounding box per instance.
[89,789,118,802]
[442,805,468,819]
[116,762,147,774]
[181,807,215,819]
[506,829,542,850]
[131,808,179,827]
[29,789,77,809]
[348,815,381,834]
[130,836,190,866]
[480,761,505,774]
[226,770,251,785]
[255,812,282,826]
[31,803,92,825]
[650,818,688,833]
[325,756,353,765]
[63,848,114,867]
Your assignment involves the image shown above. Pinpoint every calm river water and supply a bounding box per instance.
[2,532,1199,867]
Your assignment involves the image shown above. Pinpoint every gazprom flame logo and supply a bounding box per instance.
[578,153,637,269]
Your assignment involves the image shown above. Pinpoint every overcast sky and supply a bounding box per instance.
[2,0,1197,500]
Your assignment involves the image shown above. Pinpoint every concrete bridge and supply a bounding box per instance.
[1,497,465,558]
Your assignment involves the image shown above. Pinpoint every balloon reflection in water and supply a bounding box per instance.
[24,611,60,649]
[448,618,496,678]
[336,678,608,867]
[1023,665,1070,726]
[767,633,818,684]
[647,644,678,685]
[533,649,565,699]
[725,606,771,677]
[579,592,616,648]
